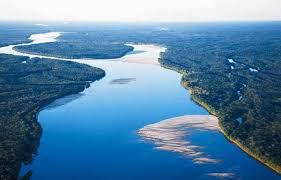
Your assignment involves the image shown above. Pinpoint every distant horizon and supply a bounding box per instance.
[1,0,280,22]
[1,19,281,24]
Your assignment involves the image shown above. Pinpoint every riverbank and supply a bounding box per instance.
[170,64,281,175]
[219,125,281,175]
[122,44,166,65]
[0,53,105,179]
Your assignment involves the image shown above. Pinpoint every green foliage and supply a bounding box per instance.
[15,32,134,59]
[0,54,105,179]
[158,23,281,170]
[0,23,43,47]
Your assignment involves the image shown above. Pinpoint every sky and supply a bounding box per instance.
[0,0,280,22]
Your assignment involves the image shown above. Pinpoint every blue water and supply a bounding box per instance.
[18,60,280,179]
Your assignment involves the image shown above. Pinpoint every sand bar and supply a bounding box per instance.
[138,115,221,164]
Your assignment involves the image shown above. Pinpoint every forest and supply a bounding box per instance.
[0,54,105,179]
[14,32,133,59]
[158,23,281,172]
[12,22,281,173]
[0,23,44,47]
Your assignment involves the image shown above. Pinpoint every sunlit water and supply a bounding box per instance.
[0,32,279,179]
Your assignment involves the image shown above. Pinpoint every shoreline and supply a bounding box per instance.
[13,46,133,61]
[17,81,100,179]
[0,32,106,179]
[193,91,281,175]
[219,125,281,175]
[122,44,166,65]
[173,66,281,175]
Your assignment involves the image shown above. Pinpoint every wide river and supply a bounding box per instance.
[0,32,279,179]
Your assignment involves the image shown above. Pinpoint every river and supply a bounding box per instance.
[0,32,279,179]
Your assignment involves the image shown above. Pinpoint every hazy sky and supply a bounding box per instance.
[1,0,280,22]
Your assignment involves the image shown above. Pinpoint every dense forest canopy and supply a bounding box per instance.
[15,32,134,59]
[0,23,48,47]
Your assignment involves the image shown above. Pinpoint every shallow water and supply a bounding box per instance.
[0,32,280,179]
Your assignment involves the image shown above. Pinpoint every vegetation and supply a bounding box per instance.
[14,32,133,59]
[0,30,31,47]
[0,54,105,179]
[158,23,281,173]
[0,23,43,47]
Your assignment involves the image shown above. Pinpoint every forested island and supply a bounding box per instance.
[0,54,105,179]
[14,32,133,59]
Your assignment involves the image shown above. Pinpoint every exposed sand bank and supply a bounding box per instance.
[138,115,221,164]
[121,44,166,65]
[138,115,240,177]
[28,32,61,44]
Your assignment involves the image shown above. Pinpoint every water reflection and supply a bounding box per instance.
[110,78,136,85]
[44,94,84,110]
